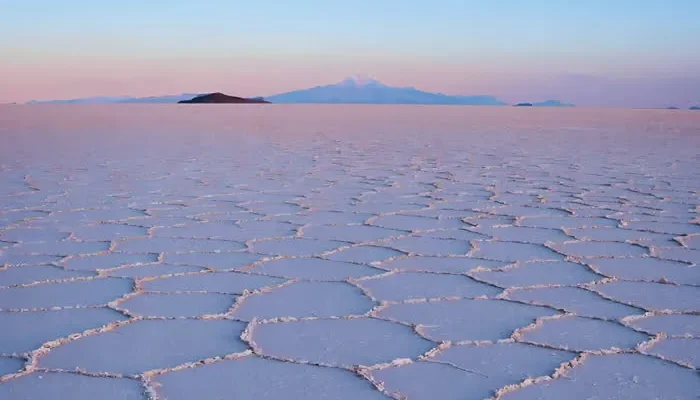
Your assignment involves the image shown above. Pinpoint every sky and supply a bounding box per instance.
[2,0,700,107]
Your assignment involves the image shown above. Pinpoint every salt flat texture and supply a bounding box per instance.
[1,105,699,398]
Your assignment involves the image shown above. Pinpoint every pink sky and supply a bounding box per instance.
[3,2,700,107]
[2,53,699,107]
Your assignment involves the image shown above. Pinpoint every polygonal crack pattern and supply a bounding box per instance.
[1,108,698,399]
[39,319,248,375]
[0,373,146,400]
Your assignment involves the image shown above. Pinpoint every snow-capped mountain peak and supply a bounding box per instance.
[336,75,387,88]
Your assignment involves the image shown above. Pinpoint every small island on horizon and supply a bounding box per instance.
[178,93,270,104]
[514,100,574,107]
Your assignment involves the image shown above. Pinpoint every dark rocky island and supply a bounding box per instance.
[690,106,700,110]
[178,93,270,104]
[514,102,533,107]
[666,106,679,110]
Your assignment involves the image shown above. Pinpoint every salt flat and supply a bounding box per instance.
[0,105,699,399]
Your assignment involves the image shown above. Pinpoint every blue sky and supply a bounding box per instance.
[2,1,700,106]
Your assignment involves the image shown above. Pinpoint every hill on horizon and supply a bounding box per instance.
[178,93,269,104]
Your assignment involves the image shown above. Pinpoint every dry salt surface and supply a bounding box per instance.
[1,105,699,399]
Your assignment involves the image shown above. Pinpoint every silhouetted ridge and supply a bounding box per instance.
[178,93,270,104]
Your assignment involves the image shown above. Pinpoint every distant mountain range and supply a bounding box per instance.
[24,76,579,107]
[531,100,575,107]
[264,76,506,105]
[120,93,204,104]
[27,93,203,104]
